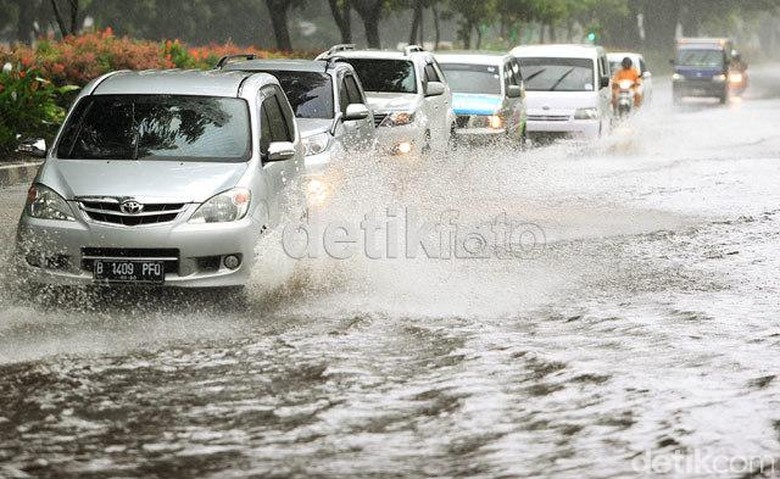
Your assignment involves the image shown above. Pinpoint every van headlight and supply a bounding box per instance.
[380,111,415,127]
[189,188,251,224]
[25,184,75,221]
[672,73,684,81]
[302,132,331,156]
[713,74,727,82]
[573,107,599,120]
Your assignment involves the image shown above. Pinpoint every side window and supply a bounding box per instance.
[424,63,440,83]
[259,101,272,154]
[338,78,349,114]
[262,94,292,145]
[345,75,363,105]
[639,58,648,74]
[432,62,447,83]
[504,63,517,87]
[511,59,523,83]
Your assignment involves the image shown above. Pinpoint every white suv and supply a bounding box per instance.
[317,44,454,155]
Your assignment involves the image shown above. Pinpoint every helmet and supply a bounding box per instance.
[621,57,633,69]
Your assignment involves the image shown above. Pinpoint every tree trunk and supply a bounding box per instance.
[51,0,76,37]
[640,0,681,52]
[475,25,482,49]
[327,0,352,43]
[353,0,383,48]
[265,0,292,50]
[433,4,441,49]
[17,0,37,43]
[409,0,423,45]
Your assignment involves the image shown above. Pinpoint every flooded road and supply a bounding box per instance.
[1,67,780,478]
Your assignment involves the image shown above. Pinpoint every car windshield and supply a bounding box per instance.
[519,57,595,92]
[56,95,251,162]
[341,59,417,93]
[439,63,501,95]
[267,71,334,119]
[676,48,724,68]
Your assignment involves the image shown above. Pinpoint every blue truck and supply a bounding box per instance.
[672,37,734,105]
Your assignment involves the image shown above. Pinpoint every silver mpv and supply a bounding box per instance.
[16,70,303,288]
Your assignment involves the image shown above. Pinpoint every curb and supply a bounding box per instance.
[0,161,42,187]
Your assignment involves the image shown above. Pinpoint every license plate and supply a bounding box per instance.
[94,260,165,284]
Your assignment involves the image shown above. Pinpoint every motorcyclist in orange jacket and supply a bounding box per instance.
[612,57,642,109]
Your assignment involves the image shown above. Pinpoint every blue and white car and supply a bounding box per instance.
[435,53,527,145]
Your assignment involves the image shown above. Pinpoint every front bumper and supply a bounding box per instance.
[375,124,426,154]
[673,80,727,98]
[16,209,265,288]
[526,117,600,139]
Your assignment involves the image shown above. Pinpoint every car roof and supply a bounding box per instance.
[435,52,511,66]
[91,69,273,97]
[222,59,338,74]
[511,44,604,59]
[331,49,426,61]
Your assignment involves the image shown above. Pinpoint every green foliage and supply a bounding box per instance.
[0,67,79,156]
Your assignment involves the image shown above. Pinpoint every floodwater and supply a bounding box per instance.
[1,68,780,479]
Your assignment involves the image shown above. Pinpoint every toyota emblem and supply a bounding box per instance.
[120,200,144,215]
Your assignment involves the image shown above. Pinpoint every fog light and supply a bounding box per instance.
[223,254,241,270]
[396,142,413,154]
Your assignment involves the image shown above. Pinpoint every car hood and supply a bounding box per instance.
[524,90,598,114]
[297,118,334,138]
[39,159,249,203]
[675,66,724,79]
[365,92,420,113]
[452,93,502,116]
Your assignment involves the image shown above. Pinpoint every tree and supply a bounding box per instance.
[50,0,81,37]
[446,0,495,48]
[327,0,352,43]
[265,0,294,50]
[352,0,385,48]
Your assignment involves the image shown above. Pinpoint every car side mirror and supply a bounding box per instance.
[266,141,296,162]
[425,81,445,97]
[599,76,610,88]
[344,103,370,121]
[507,85,522,98]
[17,138,47,158]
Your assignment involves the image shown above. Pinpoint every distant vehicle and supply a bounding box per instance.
[317,44,455,155]
[672,37,733,104]
[435,52,528,146]
[218,56,376,174]
[728,49,749,95]
[511,44,613,142]
[608,52,653,105]
[16,70,303,288]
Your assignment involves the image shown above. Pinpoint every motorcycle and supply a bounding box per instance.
[616,79,636,117]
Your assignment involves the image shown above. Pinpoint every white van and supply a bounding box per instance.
[511,44,612,141]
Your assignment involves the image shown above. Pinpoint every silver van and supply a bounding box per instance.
[16,70,303,288]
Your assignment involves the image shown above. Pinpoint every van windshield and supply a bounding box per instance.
[57,95,251,162]
[676,49,724,68]
[519,57,595,92]
[438,63,501,95]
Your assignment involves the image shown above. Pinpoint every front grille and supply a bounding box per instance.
[528,114,570,122]
[78,199,186,226]
[373,113,388,127]
[81,248,180,274]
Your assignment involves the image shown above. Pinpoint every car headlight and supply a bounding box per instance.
[189,188,251,224]
[306,177,330,206]
[574,107,599,120]
[488,115,503,129]
[713,74,727,82]
[26,184,75,221]
[380,111,415,127]
[302,132,331,156]
[672,73,684,81]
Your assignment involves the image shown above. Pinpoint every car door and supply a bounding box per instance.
[259,86,297,223]
[344,73,374,149]
[502,60,523,139]
[422,60,449,148]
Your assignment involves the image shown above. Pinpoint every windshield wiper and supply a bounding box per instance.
[549,67,576,91]
[524,68,547,82]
